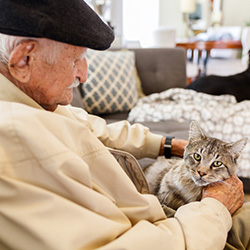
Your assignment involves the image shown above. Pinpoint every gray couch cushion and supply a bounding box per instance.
[132,48,187,95]
[138,120,189,140]
[101,112,189,140]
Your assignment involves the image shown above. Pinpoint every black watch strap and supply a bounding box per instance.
[164,136,174,159]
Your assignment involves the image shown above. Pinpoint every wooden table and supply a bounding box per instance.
[176,40,243,76]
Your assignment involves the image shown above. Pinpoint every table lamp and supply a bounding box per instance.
[180,0,196,38]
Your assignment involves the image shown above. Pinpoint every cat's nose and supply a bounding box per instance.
[198,170,207,177]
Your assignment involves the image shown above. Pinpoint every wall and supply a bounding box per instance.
[159,0,211,38]
[159,0,250,38]
[222,0,250,26]
[158,0,184,37]
[110,0,250,45]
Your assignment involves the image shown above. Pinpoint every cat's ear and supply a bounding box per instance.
[226,137,248,159]
[188,121,206,141]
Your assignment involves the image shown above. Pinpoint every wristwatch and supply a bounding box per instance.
[164,136,174,158]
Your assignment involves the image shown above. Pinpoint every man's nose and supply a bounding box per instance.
[76,57,88,83]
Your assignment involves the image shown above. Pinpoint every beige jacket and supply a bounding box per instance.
[0,74,232,250]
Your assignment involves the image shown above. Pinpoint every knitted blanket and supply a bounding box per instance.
[128,88,250,178]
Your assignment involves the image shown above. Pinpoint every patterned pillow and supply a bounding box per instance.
[81,50,138,114]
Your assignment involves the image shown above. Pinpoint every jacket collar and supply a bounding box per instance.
[0,73,43,110]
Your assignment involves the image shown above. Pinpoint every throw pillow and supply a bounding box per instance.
[81,50,138,114]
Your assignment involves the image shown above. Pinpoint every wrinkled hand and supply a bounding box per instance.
[202,174,244,215]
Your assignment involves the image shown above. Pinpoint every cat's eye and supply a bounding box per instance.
[213,161,222,167]
[193,153,201,161]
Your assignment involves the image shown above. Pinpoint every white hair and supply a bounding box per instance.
[0,34,24,66]
[0,33,65,69]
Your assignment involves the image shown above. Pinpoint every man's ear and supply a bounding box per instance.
[8,41,37,83]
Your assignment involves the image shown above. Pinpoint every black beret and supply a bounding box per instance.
[0,0,114,50]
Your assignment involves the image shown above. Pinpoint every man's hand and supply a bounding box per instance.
[202,174,244,215]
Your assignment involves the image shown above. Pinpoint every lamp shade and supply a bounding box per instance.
[180,0,196,13]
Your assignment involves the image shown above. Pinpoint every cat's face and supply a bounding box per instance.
[184,138,238,186]
[183,121,247,186]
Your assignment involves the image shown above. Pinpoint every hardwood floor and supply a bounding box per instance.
[206,57,246,76]
[186,56,247,83]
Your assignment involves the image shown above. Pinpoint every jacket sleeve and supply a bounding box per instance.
[0,162,232,250]
[0,104,232,250]
[67,105,163,159]
[95,198,232,250]
[175,198,232,250]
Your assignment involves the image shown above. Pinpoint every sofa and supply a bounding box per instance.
[70,47,250,193]
[71,47,190,137]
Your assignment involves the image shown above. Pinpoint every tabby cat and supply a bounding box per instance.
[144,121,248,210]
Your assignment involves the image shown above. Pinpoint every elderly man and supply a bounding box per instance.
[0,0,249,249]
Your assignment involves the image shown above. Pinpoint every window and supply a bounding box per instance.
[123,0,159,47]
